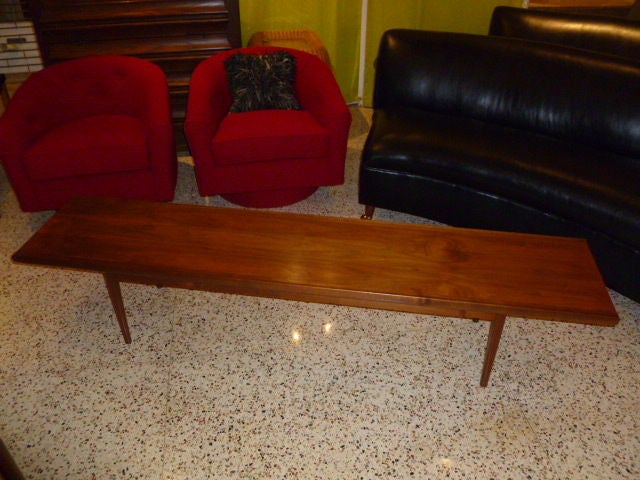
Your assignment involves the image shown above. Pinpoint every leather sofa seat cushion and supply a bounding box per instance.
[25,114,149,181]
[211,109,330,166]
[365,108,640,248]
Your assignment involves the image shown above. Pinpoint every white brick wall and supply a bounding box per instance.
[0,21,42,73]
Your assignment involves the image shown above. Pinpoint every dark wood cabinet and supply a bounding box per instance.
[27,0,241,152]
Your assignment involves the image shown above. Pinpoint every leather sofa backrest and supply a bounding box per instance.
[629,1,640,21]
[489,6,640,61]
[374,29,640,158]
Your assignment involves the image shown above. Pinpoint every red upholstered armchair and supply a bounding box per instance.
[185,47,351,207]
[0,55,177,212]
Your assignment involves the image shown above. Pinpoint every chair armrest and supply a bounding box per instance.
[294,53,350,135]
[184,57,233,152]
[0,105,32,159]
[0,72,49,195]
[132,62,174,131]
[293,52,351,174]
[0,119,30,200]
[0,86,46,209]
[0,71,57,156]
[133,65,177,176]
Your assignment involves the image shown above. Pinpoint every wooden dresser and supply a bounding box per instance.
[27,0,241,152]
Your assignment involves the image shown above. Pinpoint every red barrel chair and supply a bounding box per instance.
[185,47,351,208]
[0,55,177,212]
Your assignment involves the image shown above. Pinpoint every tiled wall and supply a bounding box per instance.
[0,21,42,74]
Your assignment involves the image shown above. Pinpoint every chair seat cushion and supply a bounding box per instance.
[25,114,149,181]
[211,109,330,166]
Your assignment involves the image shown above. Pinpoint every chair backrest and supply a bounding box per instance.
[490,6,640,61]
[197,46,334,89]
[190,46,342,115]
[6,55,168,138]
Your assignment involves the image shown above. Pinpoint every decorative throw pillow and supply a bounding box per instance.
[225,51,301,113]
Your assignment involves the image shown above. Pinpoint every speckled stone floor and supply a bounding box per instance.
[1,107,638,479]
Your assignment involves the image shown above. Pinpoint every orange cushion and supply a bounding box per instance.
[25,114,149,181]
[211,109,330,166]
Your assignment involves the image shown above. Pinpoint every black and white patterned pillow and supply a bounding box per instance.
[225,51,301,113]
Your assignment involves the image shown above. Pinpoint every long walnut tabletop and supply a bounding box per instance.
[12,197,619,386]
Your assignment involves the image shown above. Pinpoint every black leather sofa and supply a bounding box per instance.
[358,25,640,302]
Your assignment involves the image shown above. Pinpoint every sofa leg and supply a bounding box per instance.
[361,205,375,220]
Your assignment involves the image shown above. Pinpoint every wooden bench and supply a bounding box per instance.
[11,197,619,386]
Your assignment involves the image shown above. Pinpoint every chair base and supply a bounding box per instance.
[221,186,318,208]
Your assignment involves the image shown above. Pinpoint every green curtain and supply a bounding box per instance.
[239,0,524,105]
[239,0,363,103]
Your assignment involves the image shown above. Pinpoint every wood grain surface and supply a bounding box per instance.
[12,196,619,327]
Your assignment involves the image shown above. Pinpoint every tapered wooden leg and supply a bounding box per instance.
[103,274,131,344]
[480,316,506,387]
[361,205,375,220]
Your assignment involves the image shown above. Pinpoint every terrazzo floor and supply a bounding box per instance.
[1,107,638,479]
